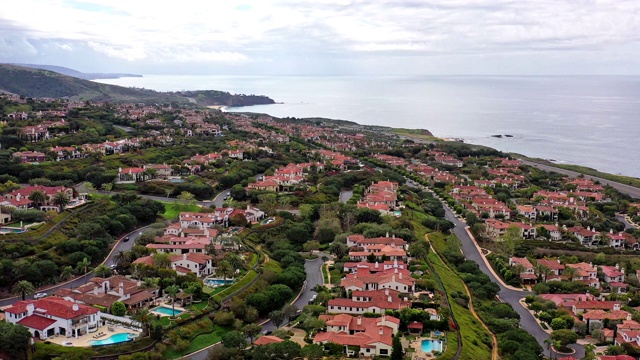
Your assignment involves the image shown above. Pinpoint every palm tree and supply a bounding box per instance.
[13,280,35,300]
[224,253,244,271]
[563,266,577,282]
[77,257,92,283]
[535,263,553,283]
[216,260,235,283]
[94,264,111,278]
[28,190,46,210]
[164,285,180,318]
[132,308,152,336]
[114,250,131,268]
[60,266,75,281]
[52,191,70,212]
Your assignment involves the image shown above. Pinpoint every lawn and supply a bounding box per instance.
[428,251,493,360]
[209,269,258,300]
[322,263,330,284]
[161,202,202,220]
[164,325,227,359]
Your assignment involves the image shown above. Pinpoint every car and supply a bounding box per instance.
[123,236,130,242]
[223,196,229,200]
[110,264,117,269]
[262,329,272,335]
[34,292,47,299]
[289,309,303,320]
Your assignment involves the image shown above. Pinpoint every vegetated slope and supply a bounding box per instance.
[180,90,275,106]
[0,64,276,106]
[12,63,142,80]
[0,64,183,103]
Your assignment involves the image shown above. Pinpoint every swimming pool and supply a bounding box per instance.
[206,278,234,286]
[89,333,137,346]
[169,178,185,183]
[421,339,443,352]
[152,306,183,316]
[0,227,27,234]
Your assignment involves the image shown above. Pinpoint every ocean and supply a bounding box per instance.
[95,75,640,178]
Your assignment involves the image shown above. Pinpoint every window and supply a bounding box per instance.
[380,349,389,355]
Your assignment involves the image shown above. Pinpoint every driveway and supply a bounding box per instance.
[442,204,585,359]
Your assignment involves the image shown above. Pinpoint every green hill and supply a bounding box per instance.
[0,64,275,106]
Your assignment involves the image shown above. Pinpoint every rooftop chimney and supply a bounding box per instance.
[385,289,389,296]
[357,317,362,325]
[388,296,392,303]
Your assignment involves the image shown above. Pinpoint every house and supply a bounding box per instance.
[572,301,621,315]
[170,253,214,277]
[5,297,100,339]
[50,146,81,161]
[568,226,599,246]
[327,289,410,315]
[144,236,212,255]
[348,245,406,262]
[517,205,537,221]
[536,259,564,280]
[314,314,399,357]
[540,293,594,310]
[540,224,562,241]
[509,257,537,284]
[582,309,631,331]
[144,164,172,180]
[343,260,406,274]
[254,335,283,346]
[600,265,625,284]
[12,151,46,163]
[566,262,599,288]
[340,268,415,294]
[117,167,146,183]
[54,275,158,311]
[4,185,75,212]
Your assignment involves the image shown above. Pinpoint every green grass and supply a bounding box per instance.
[33,342,97,359]
[428,251,493,360]
[161,202,202,220]
[391,128,439,140]
[322,263,330,284]
[164,325,227,359]
[438,331,460,360]
[209,269,258,300]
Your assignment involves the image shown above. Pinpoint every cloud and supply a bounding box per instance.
[0,0,639,74]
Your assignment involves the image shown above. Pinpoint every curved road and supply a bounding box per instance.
[0,228,146,307]
[185,253,328,360]
[442,204,585,359]
[522,159,640,199]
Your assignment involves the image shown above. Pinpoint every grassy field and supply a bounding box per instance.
[391,128,439,141]
[164,323,227,359]
[428,251,493,360]
[161,202,202,220]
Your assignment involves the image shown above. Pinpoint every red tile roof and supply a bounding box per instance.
[17,314,57,330]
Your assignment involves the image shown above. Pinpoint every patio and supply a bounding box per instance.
[43,323,141,347]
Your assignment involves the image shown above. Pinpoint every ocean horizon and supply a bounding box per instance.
[95,75,640,178]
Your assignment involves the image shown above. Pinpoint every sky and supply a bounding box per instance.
[1,0,640,75]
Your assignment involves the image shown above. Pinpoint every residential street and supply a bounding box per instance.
[442,204,585,359]
[185,253,328,360]
[0,228,146,307]
[521,159,640,199]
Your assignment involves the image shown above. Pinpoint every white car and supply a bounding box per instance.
[34,292,47,299]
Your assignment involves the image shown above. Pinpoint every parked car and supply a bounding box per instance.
[34,292,47,299]
[123,236,130,242]
[262,329,272,335]
[289,309,303,320]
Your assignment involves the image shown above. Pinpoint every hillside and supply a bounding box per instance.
[12,63,142,80]
[0,64,275,106]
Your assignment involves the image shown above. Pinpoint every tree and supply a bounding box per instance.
[114,250,131,268]
[132,308,152,336]
[177,191,195,206]
[223,253,244,271]
[76,257,92,282]
[550,329,579,352]
[303,240,320,255]
[282,304,299,320]
[0,321,32,360]
[153,252,171,269]
[242,323,262,343]
[28,190,46,210]
[111,301,127,316]
[164,285,180,318]
[535,263,553,283]
[94,264,111,278]
[391,333,403,360]
[52,191,70,212]
[60,265,75,281]
[329,241,348,258]
[221,330,247,349]
[216,260,235,283]
[270,309,286,328]
[12,280,34,300]
[409,240,430,261]
[258,193,277,215]
[301,344,324,360]
[563,266,577,282]
[496,225,521,257]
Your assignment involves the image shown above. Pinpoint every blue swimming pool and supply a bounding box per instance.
[421,339,443,352]
[0,227,27,234]
[206,278,234,286]
[169,178,185,183]
[152,306,183,316]
[89,333,137,346]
